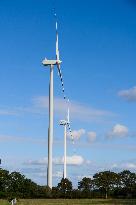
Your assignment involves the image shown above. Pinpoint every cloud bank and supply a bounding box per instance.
[26,155,90,166]
[107,124,128,138]
[67,129,97,143]
[87,131,97,142]
[118,86,136,102]
[33,96,114,122]
[67,129,85,140]
[0,109,18,116]
[0,134,47,145]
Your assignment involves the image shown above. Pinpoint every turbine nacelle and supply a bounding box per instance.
[60,120,69,126]
[42,58,62,66]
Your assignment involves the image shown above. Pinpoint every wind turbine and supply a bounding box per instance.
[42,17,62,189]
[60,107,70,179]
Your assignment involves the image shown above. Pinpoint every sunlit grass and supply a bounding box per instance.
[1,199,136,205]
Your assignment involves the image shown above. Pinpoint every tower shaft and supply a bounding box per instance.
[48,64,54,189]
[64,124,67,179]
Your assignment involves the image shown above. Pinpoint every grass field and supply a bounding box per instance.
[0,199,136,205]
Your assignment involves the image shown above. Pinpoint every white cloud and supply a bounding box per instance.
[77,175,93,180]
[26,158,48,165]
[66,155,85,166]
[87,131,96,143]
[26,155,89,166]
[110,161,136,171]
[36,171,63,178]
[0,96,114,122]
[23,167,63,179]
[0,109,17,116]
[122,163,136,169]
[53,171,63,178]
[33,96,113,122]
[53,155,86,166]
[92,160,136,173]
[108,124,128,138]
[0,134,47,144]
[67,129,86,140]
[118,86,136,102]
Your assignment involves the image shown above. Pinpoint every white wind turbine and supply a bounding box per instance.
[42,17,62,189]
[60,107,70,179]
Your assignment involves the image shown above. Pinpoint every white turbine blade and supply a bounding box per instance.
[57,63,61,74]
[56,21,59,60]
[67,107,70,123]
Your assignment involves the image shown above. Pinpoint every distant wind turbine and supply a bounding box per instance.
[60,107,71,179]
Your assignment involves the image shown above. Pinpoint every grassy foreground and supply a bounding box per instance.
[0,199,136,205]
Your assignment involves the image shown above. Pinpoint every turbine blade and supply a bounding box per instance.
[57,63,61,75]
[67,107,70,123]
[56,20,59,60]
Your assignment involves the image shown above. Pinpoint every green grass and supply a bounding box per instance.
[0,199,136,205]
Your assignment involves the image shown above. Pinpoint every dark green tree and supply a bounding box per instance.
[0,169,9,198]
[52,187,60,198]
[22,178,39,198]
[78,177,93,198]
[71,189,81,199]
[8,171,26,198]
[93,171,119,199]
[78,177,92,190]
[57,178,72,198]
[119,170,136,198]
[119,170,136,188]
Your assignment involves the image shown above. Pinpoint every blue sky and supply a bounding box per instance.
[0,0,136,187]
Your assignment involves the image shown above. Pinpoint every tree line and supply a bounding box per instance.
[0,168,136,199]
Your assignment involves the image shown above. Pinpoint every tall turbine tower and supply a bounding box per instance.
[42,18,61,189]
[60,108,70,179]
